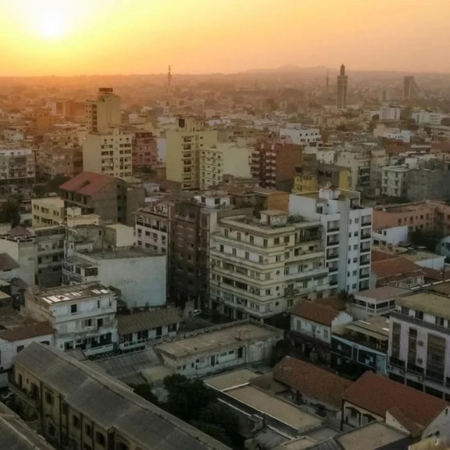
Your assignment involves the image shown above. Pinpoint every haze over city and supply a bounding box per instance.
[1,0,450,76]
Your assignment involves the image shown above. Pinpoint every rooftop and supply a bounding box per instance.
[343,371,448,434]
[205,369,260,392]
[0,253,20,272]
[31,282,113,305]
[273,357,353,409]
[0,321,53,342]
[32,197,65,207]
[291,301,341,326]
[340,316,390,341]
[82,247,162,260]
[354,286,410,302]
[156,320,282,359]
[0,403,55,450]
[224,385,322,431]
[59,171,115,196]
[14,343,229,450]
[371,256,424,281]
[396,292,450,319]
[117,307,182,336]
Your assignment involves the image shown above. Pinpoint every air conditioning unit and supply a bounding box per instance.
[417,358,423,365]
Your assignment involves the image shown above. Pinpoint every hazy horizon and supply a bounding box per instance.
[1,0,449,77]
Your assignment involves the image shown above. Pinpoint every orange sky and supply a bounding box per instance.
[0,0,449,76]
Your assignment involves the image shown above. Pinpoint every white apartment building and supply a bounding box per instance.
[25,283,118,355]
[85,87,121,133]
[374,125,411,143]
[166,117,218,190]
[379,106,401,122]
[389,292,450,401]
[412,111,448,126]
[0,147,35,184]
[381,166,410,198]
[82,129,132,178]
[280,127,321,145]
[336,148,371,192]
[199,143,252,190]
[62,248,167,309]
[31,196,65,228]
[289,188,372,294]
[209,210,329,321]
[135,201,171,254]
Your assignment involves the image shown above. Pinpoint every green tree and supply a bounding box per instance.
[164,375,217,422]
[192,422,232,448]
[132,383,159,406]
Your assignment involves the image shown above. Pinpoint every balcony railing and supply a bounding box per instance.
[389,357,405,369]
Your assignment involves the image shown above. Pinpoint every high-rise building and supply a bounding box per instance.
[290,188,372,293]
[252,138,303,191]
[166,117,218,190]
[209,210,329,321]
[85,87,121,133]
[132,131,158,170]
[403,76,419,100]
[336,64,348,110]
[82,129,133,178]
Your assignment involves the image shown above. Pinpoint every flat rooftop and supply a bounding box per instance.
[355,286,410,302]
[87,247,162,259]
[205,369,260,392]
[156,321,281,359]
[342,316,390,341]
[34,282,112,304]
[336,422,408,450]
[225,385,322,431]
[33,196,64,207]
[396,292,450,319]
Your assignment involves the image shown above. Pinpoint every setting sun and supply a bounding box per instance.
[37,10,67,39]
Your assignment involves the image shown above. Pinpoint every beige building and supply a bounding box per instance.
[0,147,35,184]
[36,146,83,178]
[199,143,252,190]
[85,87,121,133]
[210,210,329,320]
[166,117,218,190]
[11,343,228,450]
[82,129,133,178]
[32,196,65,228]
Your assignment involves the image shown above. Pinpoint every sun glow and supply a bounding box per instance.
[36,10,67,39]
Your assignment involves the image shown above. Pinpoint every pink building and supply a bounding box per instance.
[132,131,158,170]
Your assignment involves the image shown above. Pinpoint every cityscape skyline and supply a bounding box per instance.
[1,0,450,76]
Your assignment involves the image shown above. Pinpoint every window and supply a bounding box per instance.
[71,304,78,314]
[16,345,24,353]
[84,319,92,328]
[45,392,53,405]
[95,432,106,447]
[62,403,68,415]
[436,317,445,326]
[323,329,329,340]
[245,251,249,260]
[85,424,92,437]
[73,415,80,429]
[250,235,254,244]
[415,311,424,320]
[263,239,268,247]
[274,237,280,245]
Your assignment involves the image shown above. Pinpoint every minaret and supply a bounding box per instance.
[337,64,348,110]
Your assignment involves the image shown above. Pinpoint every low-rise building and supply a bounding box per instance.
[290,300,353,364]
[0,321,53,387]
[117,307,181,352]
[0,147,35,185]
[371,255,425,288]
[156,320,283,377]
[25,283,118,355]
[0,403,55,450]
[343,371,450,440]
[31,197,65,228]
[11,343,229,450]
[348,286,410,319]
[332,315,390,379]
[36,145,82,178]
[62,248,166,309]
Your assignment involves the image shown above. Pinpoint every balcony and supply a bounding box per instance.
[361,233,371,241]
[360,258,370,266]
[330,280,338,287]
[329,266,338,273]
[361,219,372,228]
[360,245,371,254]
[327,226,340,233]
[327,238,339,247]
[389,357,405,369]
[359,271,370,280]
[327,252,339,261]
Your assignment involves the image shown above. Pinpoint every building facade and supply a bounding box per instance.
[210,210,329,320]
[0,147,35,185]
[337,64,348,110]
[85,87,121,133]
[289,189,373,293]
[32,197,65,228]
[132,131,158,170]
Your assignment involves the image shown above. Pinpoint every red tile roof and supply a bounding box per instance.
[291,301,340,326]
[273,356,353,408]
[343,372,447,431]
[314,296,346,311]
[371,250,398,262]
[59,172,115,196]
[0,321,53,341]
[422,267,444,282]
[371,256,424,281]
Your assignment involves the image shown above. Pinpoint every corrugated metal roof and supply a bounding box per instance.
[117,307,182,335]
[15,343,230,450]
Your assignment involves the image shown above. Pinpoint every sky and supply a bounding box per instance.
[0,0,449,76]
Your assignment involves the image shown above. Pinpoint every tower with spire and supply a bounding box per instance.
[336,64,348,110]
